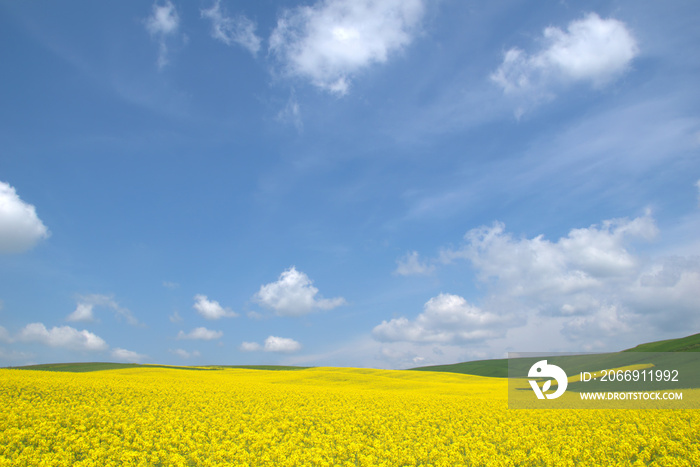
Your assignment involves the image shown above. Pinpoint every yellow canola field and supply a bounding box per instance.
[1,367,698,466]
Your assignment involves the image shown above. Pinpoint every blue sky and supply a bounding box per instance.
[1,0,699,369]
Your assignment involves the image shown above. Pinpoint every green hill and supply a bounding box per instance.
[410,332,700,378]
[623,332,700,353]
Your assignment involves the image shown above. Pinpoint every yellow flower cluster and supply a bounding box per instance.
[1,367,698,466]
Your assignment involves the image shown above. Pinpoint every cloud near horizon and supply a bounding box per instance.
[379,212,700,359]
[171,348,201,359]
[241,336,302,353]
[177,327,223,340]
[17,323,108,352]
[111,347,148,363]
[373,293,506,344]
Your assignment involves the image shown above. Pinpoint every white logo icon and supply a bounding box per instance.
[528,360,568,399]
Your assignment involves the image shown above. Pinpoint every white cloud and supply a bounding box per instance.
[394,251,434,276]
[378,212,700,360]
[170,348,200,359]
[253,266,346,316]
[239,341,262,352]
[240,336,302,353]
[373,293,504,344]
[427,212,699,343]
[67,294,140,326]
[162,281,179,289]
[66,303,96,323]
[17,323,108,351]
[111,348,148,363]
[491,13,638,104]
[441,214,658,305]
[146,1,180,69]
[201,0,261,55]
[0,181,50,254]
[177,327,223,340]
[193,294,238,320]
[269,0,425,95]
[264,336,302,353]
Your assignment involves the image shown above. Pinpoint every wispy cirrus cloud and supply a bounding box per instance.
[394,251,434,276]
[145,1,180,69]
[111,348,148,363]
[170,348,201,359]
[201,0,261,55]
[67,294,141,327]
[269,0,425,95]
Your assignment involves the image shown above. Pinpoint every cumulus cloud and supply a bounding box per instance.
[440,213,658,309]
[424,212,700,343]
[239,336,302,353]
[0,181,50,254]
[66,303,95,323]
[177,327,223,340]
[253,266,346,316]
[193,294,238,320]
[111,348,148,363]
[239,341,262,352]
[146,1,180,69]
[264,336,302,353]
[67,294,140,326]
[201,0,261,55]
[17,323,108,351]
[491,13,638,108]
[269,0,425,95]
[394,251,434,276]
[373,293,505,344]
